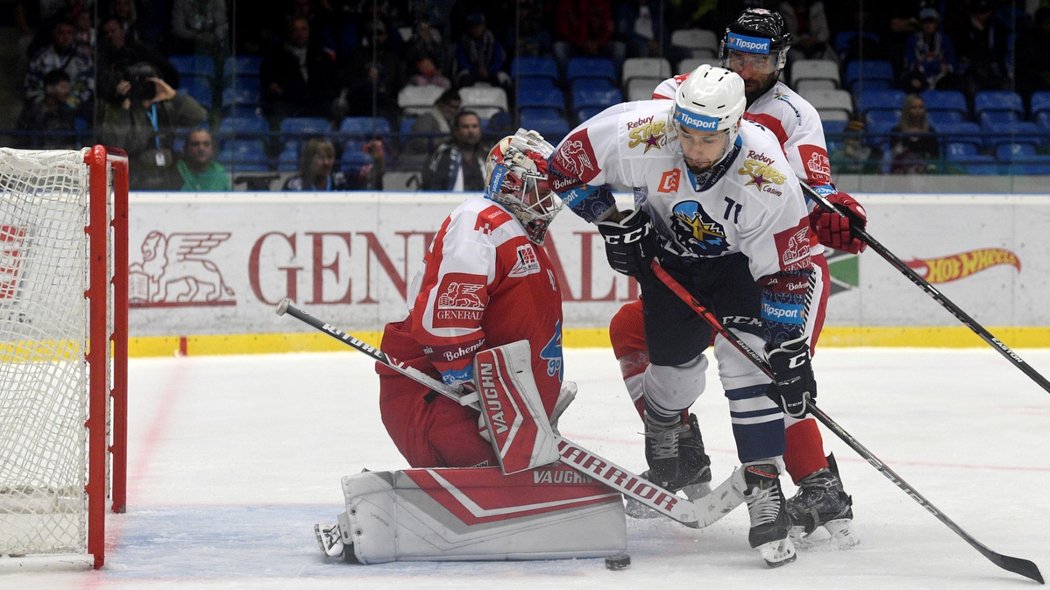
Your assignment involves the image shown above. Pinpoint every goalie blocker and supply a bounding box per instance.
[324,465,626,564]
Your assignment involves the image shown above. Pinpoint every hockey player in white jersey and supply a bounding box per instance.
[615,8,860,546]
[549,65,815,566]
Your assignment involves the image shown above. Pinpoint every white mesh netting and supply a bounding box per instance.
[0,148,92,555]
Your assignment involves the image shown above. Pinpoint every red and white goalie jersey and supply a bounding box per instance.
[551,100,812,280]
[392,195,564,412]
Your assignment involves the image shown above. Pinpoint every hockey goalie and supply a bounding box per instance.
[313,130,628,563]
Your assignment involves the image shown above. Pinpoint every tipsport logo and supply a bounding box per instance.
[674,107,718,131]
[727,33,771,54]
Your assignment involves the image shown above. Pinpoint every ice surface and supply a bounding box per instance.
[2,348,1048,589]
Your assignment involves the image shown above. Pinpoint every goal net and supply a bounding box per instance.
[0,146,128,569]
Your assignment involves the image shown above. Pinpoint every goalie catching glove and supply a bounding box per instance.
[810,191,867,254]
[597,208,658,278]
[767,335,816,418]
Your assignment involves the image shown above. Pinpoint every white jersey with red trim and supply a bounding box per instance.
[549,99,812,281]
[404,196,564,396]
[653,76,832,190]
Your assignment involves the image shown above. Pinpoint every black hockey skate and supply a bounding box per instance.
[786,454,858,548]
[626,414,712,519]
[743,463,796,567]
[314,522,358,563]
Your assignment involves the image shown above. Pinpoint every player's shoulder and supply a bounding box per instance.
[448,197,526,242]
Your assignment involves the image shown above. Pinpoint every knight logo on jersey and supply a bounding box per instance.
[434,272,487,328]
[799,144,832,185]
[550,129,599,192]
[508,244,541,277]
[773,222,812,271]
[670,201,729,256]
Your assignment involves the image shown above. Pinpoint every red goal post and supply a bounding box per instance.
[0,146,128,569]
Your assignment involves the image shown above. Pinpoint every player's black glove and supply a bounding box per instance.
[767,336,816,418]
[596,209,658,278]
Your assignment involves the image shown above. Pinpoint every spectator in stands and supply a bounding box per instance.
[15,68,79,149]
[614,0,668,59]
[168,0,228,59]
[108,0,145,46]
[1015,7,1050,98]
[406,88,460,155]
[421,110,486,191]
[780,1,835,61]
[946,0,1010,96]
[261,15,341,122]
[25,19,94,113]
[340,19,404,121]
[345,138,386,190]
[453,12,512,89]
[97,16,180,107]
[403,19,446,67]
[901,7,958,92]
[890,93,939,174]
[505,0,551,58]
[831,115,882,174]
[551,0,626,73]
[282,136,351,191]
[72,6,94,52]
[407,55,452,90]
[98,62,208,190]
[176,128,232,191]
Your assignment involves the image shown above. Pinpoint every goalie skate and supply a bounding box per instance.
[787,454,858,549]
[743,463,796,568]
[315,523,350,561]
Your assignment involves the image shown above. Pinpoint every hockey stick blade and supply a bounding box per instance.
[651,261,1044,584]
[274,298,745,530]
[802,183,1050,396]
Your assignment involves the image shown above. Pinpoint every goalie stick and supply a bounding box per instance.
[650,260,1044,585]
[275,298,747,530]
[804,182,1050,396]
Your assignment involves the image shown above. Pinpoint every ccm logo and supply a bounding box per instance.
[603,225,650,245]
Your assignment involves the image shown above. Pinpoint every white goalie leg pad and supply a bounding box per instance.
[473,340,560,474]
[338,465,627,564]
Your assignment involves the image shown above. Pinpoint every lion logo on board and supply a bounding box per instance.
[129,231,235,307]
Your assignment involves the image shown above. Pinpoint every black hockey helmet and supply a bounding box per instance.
[720,8,792,71]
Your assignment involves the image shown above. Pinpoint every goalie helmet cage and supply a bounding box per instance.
[0,146,128,569]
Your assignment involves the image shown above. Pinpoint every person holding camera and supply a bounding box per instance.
[99,61,208,190]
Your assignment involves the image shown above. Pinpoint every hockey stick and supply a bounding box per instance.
[803,182,1050,396]
[275,298,747,530]
[651,261,1044,584]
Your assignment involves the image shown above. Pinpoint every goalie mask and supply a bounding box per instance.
[484,129,562,244]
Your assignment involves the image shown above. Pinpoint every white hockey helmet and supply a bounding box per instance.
[673,64,747,146]
[484,128,562,244]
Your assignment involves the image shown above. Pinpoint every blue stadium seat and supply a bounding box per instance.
[855,89,905,116]
[517,87,566,116]
[571,85,622,112]
[927,110,964,126]
[341,149,373,170]
[179,74,214,109]
[338,116,392,140]
[566,57,617,85]
[843,60,895,91]
[864,109,899,128]
[979,110,1021,127]
[169,54,217,79]
[865,119,896,150]
[218,139,269,171]
[223,55,263,80]
[822,120,847,152]
[575,105,611,122]
[217,115,269,136]
[974,90,1024,117]
[279,117,333,153]
[921,90,969,118]
[221,86,261,113]
[276,146,299,172]
[936,121,982,153]
[1031,91,1050,118]
[983,120,1044,150]
[510,56,560,85]
[995,142,1037,161]
[519,111,570,141]
[833,31,882,56]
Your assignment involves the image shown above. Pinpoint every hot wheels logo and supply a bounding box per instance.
[906,248,1020,284]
